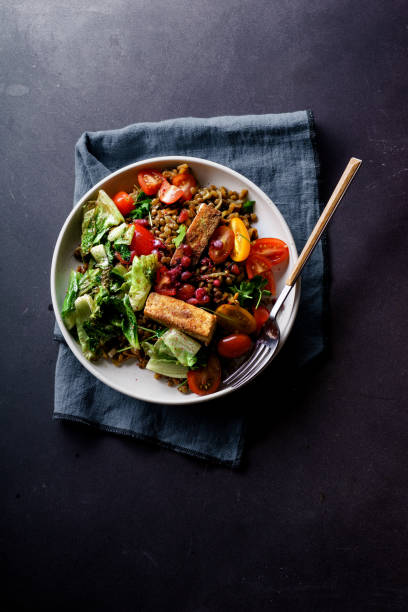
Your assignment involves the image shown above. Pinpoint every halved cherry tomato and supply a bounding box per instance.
[230,217,251,262]
[215,304,257,335]
[187,354,221,396]
[154,265,176,296]
[159,180,184,204]
[253,306,270,333]
[262,268,276,295]
[137,169,165,195]
[178,209,189,224]
[246,254,276,295]
[245,253,273,279]
[208,226,234,264]
[217,334,252,359]
[113,191,135,216]
[172,173,197,201]
[131,223,156,255]
[251,238,289,265]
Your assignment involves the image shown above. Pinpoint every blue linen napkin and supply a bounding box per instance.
[53,111,326,467]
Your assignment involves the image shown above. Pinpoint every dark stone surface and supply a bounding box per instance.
[1,1,407,610]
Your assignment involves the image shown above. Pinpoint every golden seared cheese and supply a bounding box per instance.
[144,292,217,345]
[171,203,221,266]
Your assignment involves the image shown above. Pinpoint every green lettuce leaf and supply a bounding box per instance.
[125,253,158,311]
[61,270,82,330]
[81,190,125,254]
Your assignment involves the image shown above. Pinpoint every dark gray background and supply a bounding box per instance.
[1,1,407,610]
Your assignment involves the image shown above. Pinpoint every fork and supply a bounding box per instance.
[223,157,362,390]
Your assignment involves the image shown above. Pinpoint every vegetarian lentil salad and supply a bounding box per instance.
[61,164,289,396]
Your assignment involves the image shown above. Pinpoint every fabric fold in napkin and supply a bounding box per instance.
[53,111,325,467]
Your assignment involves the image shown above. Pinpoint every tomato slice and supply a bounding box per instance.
[187,354,221,396]
[113,191,135,216]
[253,305,270,333]
[215,304,257,335]
[131,223,156,255]
[172,173,197,201]
[217,334,252,359]
[251,238,289,265]
[154,265,176,296]
[245,253,273,279]
[137,169,165,195]
[208,226,234,264]
[230,217,251,262]
[159,180,184,204]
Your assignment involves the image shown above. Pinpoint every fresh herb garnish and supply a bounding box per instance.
[239,233,251,243]
[128,192,153,220]
[242,200,255,213]
[173,224,187,248]
[230,275,271,308]
[139,326,167,340]
[114,243,131,261]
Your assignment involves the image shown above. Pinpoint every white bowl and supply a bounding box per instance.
[51,156,300,405]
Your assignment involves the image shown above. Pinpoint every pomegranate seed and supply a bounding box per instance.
[213,279,221,287]
[231,264,240,275]
[168,265,181,280]
[212,239,223,249]
[195,287,207,300]
[134,218,149,227]
[181,255,191,268]
[178,284,195,300]
[187,297,199,305]
[182,244,192,256]
[199,295,210,304]
[181,270,192,281]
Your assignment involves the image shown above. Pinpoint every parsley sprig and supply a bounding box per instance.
[128,191,153,220]
[230,275,271,309]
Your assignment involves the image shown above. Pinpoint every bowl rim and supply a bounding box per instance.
[51,155,300,404]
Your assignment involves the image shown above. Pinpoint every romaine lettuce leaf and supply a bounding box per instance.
[75,294,96,360]
[125,253,158,311]
[161,328,201,367]
[61,270,82,330]
[81,190,125,254]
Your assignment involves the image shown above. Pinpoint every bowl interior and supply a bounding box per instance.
[51,156,299,404]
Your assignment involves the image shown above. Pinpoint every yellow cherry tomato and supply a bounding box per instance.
[230,217,251,262]
[215,304,257,335]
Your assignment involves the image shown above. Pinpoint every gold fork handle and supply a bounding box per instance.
[286,157,362,287]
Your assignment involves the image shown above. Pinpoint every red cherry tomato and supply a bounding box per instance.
[113,191,135,216]
[178,209,189,224]
[251,238,289,265]
[131,223,156,255]
[245,254,276,294]
[172,173,197,201]
[245,253,273,279]
[154,265,176,296]
[158,179,184,204]
[208,225,234,264]
[187,354,221,396]
[137,169,165,195]
[253,306,270,333]
[217,334,252,359]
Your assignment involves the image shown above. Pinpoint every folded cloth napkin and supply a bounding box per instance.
[53,111,326,467]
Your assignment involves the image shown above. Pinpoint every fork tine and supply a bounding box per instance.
[222,344,263,385]
[228,349,273,390]
[223,344,268,386]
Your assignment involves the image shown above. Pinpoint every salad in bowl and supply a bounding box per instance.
[59,162,291,397]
